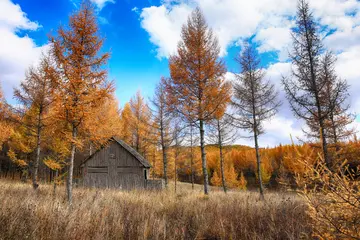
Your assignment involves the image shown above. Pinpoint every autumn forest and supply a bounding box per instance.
[0,0,359,239]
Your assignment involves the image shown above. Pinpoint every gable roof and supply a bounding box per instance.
[81,137,151,168]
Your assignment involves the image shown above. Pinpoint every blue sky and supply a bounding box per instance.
[10,0,170,105]
[9,0,278,105]
[1,0,360,146]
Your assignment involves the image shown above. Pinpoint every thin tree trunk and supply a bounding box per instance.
[160,123,168,187]
[217,120,227,193]
[254,130,264,200]
[330,114,340,153]
[67,125,77,204]
[152,147,156,179]
[319,121,330,168]
[33,112,42,189]
[89,142,93,156]
[162,144,168,187]
[174,151,177,193]
[199,120,209,195]
[190,125,195,190]
[53,170,58,195]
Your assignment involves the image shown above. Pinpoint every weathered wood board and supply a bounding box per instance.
[82,138,151,190]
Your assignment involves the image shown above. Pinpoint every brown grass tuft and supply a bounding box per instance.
[0,180,312,240]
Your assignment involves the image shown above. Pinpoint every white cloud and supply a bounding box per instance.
[335,46,360,115]
[140,4,192,58]
[0,0,48,100]
[140,0,297,58]
[132,7,139,14]
[254,26,293,61]
[139,0,360,58]
[140,0,360,147]
[325,25,360,52]
[90,0,114,10]
[0,0,39,31]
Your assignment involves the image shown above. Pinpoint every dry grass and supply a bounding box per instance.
[0,180,312,240]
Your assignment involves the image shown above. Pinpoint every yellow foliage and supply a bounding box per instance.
[210,171,222,186]
[7,149,27,168]
[43,158,63,171]
[238,172,247,190]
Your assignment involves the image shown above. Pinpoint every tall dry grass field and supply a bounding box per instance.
[0,180,312,240]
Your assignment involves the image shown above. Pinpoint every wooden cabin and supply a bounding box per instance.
[80,137,151,190]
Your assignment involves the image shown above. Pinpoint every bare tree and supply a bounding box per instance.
[207,113,237,193]
[305,52,354,153]
[282,0,349,169]
[232,42,280,199]
[150,77,173,187]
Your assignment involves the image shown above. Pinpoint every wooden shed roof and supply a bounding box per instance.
[81,137,151,168]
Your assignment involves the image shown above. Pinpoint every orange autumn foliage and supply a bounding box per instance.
[0,84,11,148]
[50,1,113,203]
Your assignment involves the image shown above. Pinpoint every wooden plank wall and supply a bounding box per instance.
[83,141,147,190]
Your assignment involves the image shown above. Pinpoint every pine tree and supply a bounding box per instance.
[119,103,133,145]
[208,113,237,193]
[12,53,56,189]
[150,77,173,187]
[50,2,113,203]
[281,0,347,169]
[129,91,152,157]
[305,52,353,154]
[232,42,280,199]
[166,8,231,194]
[0,83,11,149]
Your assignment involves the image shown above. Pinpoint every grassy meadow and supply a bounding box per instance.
[0,180,312,240]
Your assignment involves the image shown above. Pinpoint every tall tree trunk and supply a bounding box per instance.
[199,120,209,195]
[32,112,42,190]
[53,170,58,195]
[330,113,340,153]
[160,123,168,187]
[67,125,77,204]
[254,130,264,200]
[217,120,227,193]
[162,144,168,188]
[174,151,177,193]
[319,120,330,168]
[190,125,195,190]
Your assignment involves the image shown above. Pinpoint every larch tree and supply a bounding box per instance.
[12,53,56,189]
[50,2,113,203]
[208,113,237,193]
[84,94,122,153]
[306,52,353,153]
[150,77,173,187]
[0,83,11,149]
[119,103,133,145]
[129,91,152,157]
[232,42,280,199]
[167,8,231,195]
[282,0,344,168]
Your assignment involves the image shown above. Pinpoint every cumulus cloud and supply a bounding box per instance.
[0,0,49,100]
[139,0,360,59]
[140,4,192,58]
[139,0,297,58]
[139,0,360,147]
